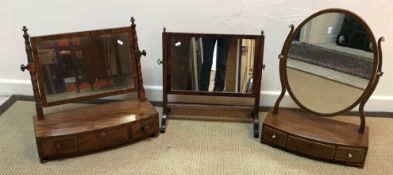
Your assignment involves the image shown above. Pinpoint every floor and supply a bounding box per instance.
[287,68,363,114]
[0,101,392,174]
[287,59,368,89]
[315,43,373,59]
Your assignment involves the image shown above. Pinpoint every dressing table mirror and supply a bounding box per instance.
[261,9,384,167]
[159,29,265,137]
[20,18,159,163]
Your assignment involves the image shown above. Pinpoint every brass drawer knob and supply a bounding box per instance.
[101,132,106,140]
[348,153,353,158]
[55,142,62,150]
[271,134,276,139]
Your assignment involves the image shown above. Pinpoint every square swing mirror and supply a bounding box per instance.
[159,29,265,138]
[20,18,159,163]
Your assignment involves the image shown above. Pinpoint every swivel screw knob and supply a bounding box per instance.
[140,50,146,56]
[157,59,163,65]
[20,64,28,72]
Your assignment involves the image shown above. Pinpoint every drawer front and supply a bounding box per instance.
[287,136,335,159]
[262,125,287,147]
[335,147,366,163]
[78,126,129,153]
[40,137,76,157]
[131,117,158,141]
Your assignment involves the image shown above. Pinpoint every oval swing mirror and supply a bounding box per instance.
[284,9,378,115]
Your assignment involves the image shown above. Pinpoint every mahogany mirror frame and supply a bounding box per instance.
[160,29,265,138]
[21,17,147,120]
[273,8,385,133]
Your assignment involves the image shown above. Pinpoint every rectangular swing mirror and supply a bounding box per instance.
[31,28,137,106]
[161,32,265,137]
[168,35,257,94]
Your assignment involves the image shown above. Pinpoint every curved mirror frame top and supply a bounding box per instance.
[30,27,138,106]
[283,9,378,116]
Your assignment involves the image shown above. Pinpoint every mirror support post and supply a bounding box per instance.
[358,37,384,133]
[252,30,265,138]
[131,17,147,101]
[160,27,168,133]
[273,24,295,114]
[22,26,44,120]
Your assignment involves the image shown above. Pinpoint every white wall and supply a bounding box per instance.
[1,0,392,112]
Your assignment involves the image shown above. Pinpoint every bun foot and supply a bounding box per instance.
[151,133,159,138]
[40,158,48,164]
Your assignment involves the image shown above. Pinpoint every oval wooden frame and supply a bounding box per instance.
[273,8,384,133]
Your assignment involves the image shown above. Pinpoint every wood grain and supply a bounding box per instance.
[261,109,369,167]
[34,100,157,138]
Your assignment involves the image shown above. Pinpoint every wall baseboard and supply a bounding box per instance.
[1,81,393,112]
[1,94,392,118]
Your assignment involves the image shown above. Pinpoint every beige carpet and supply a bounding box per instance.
[0,101,392,174]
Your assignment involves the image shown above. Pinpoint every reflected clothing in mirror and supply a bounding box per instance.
[169,36,256,94]
[200,38,231,91]
[35,32,135,103]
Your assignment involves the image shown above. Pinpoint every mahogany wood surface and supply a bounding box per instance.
[22,19,159,163]
[22,26,44,120]
[261,109,369,167]
[167,102,254,111]
[34,100,156,138]
[34,100,159,162]
[263,109,368,146]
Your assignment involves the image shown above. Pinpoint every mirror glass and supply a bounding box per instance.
[35,31,135,103]
[169,36,256,93]
[286,12,375,114]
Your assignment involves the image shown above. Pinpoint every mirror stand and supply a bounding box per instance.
[159,29,265,138]
[358,37,385,133]
[22,26,45,120]
[20,18,159,163]
[261,8,385,168]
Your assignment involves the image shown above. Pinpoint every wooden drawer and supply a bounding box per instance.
[335,147,366,163]
[287,136,335,159]
[131,116,158,141]
[40,137,76,157]
[262,125,287,147]
[78,126,129,153]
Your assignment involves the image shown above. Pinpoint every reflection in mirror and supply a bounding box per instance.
[286,12,374,113]
[170,36,256,94]
[36,32,134,103]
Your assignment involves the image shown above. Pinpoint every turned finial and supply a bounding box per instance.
[163,27,166,32]
[22,26,29,38]
[130,17,136,27]
[261,30,264,35]
[22,26,28,32]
